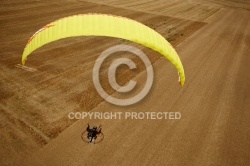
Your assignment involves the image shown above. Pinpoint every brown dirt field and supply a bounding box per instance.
[191,0,250,10]
[82,0,221,22]
[1,0,250,166]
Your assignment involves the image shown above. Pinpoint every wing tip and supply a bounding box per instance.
[22,57,26,65]
[178,72,185,86]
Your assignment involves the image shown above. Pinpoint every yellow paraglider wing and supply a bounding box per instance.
[22,14,185,86]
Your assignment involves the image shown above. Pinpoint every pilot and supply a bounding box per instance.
[86,124,102,143]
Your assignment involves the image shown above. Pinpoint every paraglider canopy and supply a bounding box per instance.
[21,13,185,86]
